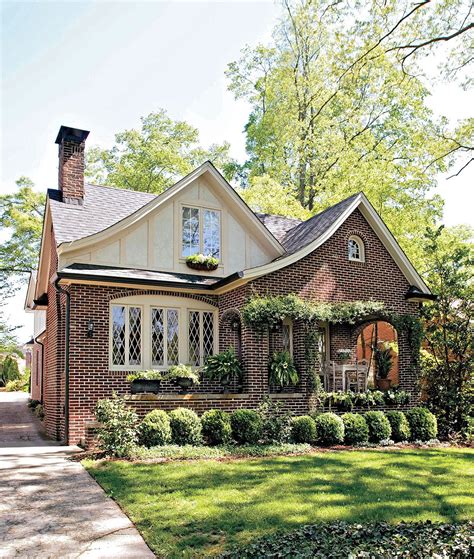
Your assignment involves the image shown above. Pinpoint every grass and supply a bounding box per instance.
[84,447,474,558]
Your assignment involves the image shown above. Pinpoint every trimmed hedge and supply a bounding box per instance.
[364,411,392,442]
[313,413,344,446]
[231,409,263,444]
[342,413,369,445]
[291,416,317,444]
[406,407,438,441]
[168,408,202,445]
[385,411,411,442]
[201,409,232,445]
[139,410,171,447]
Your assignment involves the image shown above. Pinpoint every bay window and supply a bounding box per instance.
[181,206,221,259]
[111,305,142,368]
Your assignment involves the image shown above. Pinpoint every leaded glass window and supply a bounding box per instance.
[128,307,142,365]
[111,304,142,367]
[167,309,179,366]
[112,306,126,366]
[151,308,164,366]
[188,310,215,366]
[282,321,292,355]
[203,209,220,258]
[181,206,221,260]
[182,207,200,257]
[203,311,214,360]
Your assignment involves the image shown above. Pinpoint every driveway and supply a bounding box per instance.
[0,392,155,558]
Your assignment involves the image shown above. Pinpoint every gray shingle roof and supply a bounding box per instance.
[281,193,359,253]
[254,213,302,242]
[48,184,155,244]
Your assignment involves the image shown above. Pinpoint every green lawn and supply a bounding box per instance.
[84,448,474,558]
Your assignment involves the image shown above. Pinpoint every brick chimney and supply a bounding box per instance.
[55,125,90,205]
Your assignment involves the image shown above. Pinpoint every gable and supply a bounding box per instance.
[57,164,284,278]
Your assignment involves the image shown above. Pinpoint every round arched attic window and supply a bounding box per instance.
[348,235,365,262]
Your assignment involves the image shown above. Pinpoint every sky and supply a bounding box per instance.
[1,0,473,341]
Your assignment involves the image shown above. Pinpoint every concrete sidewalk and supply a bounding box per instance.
[0,392,155,558]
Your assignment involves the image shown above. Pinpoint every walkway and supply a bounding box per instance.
[0,391,155,558]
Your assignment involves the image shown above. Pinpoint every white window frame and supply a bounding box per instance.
[282,318,293,356]
[348,235,365,262]
[180,205,222,260]
[109,295,218,371]
[109,304,144,371]
[150,306,180,368]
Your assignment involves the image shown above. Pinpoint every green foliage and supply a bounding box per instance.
[138,410,171,447]
[420,225,473,439]
[5,378,24,392]
[374,344,393,379]
[220,521,474,559]
[313,412,344,446]
[291,416,316,444]
[0,177,45,294]
[126,370,163,382]
[257,398,292,443]
[342,413,369,445]
[185,254,219,268]
[95,394,139,457]
[385,411,411,442]
[237,175,311,220]
[0,355,21,386]
[28,398,41,409]
[406,407,438,441]
[325,389,408,409]
[364,411,392,443]
[268,351,299,387]
[165,364,200,385]
[242,294,385,331]
[230,409,263,444]
[168,408,202,445]
[203,348,243,384]
[201,409,232,445]
[85,110,237,193]
[34,404,44,420]
[382,388,410,406]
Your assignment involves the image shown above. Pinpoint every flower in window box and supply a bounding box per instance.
[185,254,219,271]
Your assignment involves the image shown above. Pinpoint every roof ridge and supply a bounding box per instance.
[85,182,157,196]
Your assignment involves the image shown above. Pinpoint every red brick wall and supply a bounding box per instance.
[58,137,85,203]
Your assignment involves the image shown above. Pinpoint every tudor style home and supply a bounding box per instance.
[25,126,434,446]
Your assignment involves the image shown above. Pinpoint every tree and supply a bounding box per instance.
[0,177,45,294]
[420,225,473,439]
[86,110,238,194]
[238,175,311,220]
[0,354,21,387]
[226,0,471,267]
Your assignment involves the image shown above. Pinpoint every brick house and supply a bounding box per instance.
[25,126,434,446]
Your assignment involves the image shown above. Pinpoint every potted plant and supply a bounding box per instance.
[185,253,219,271]
[269,351,299,391]
[165,364,200,393]
[127,370,162,394]
[375,344,393,391]
[336,349,352,364]
[203,348,243,393]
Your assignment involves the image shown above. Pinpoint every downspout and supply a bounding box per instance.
[54,278,70,445]
[34,335,45,404]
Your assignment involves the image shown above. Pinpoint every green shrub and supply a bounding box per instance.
[168,408,202,445]
[385,411,411,442]
[258,398,292,443]
[231,409,263,444]
[406,407,438,441]
[364,411,392,442]
[139,409,171,447]
[313,412,344,446]
[5,379,24,391]
[34,404,44,420]
[291,416,316,444]
[95,395,139,457]
[342,413,369,445]
[268,351,299,387]
[201,409,232,445]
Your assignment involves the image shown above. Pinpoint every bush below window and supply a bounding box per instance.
[313,412,344,446]
[139,409,171,447]
[168,407,202,445]
[364,411,392,443]
[406,407,438,441]
[291,416,317,444]
[342,413,369,445]
[95,394,139,457]
[231,409,263,444]
[258,398,292,443]
[201,409,232,445]
[385,411,411,442]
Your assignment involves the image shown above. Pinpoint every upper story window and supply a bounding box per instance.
[348,235,365,262]
[182,206,221,259]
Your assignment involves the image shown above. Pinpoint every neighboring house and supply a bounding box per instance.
[24,271,46,401]
[26,126,434,446]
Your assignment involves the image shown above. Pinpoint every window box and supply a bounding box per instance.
[131,379,161,395]
[186,260,219,272]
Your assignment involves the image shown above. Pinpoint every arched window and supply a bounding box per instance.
[348,235,365,262]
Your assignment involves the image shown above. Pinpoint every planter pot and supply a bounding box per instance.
[220,376,231,393]
[186,261,218,272]
[377,378,392,391]
[131,379,161,394]
[175,377,194,393]
[338,358,350,365]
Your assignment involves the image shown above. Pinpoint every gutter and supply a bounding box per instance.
[34,333,45,404]
[54,278,70,445]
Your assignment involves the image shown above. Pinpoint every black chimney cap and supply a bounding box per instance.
[55,125,90,145]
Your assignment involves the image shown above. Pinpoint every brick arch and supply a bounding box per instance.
[219,308,242,358]
[107,289,218,307]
